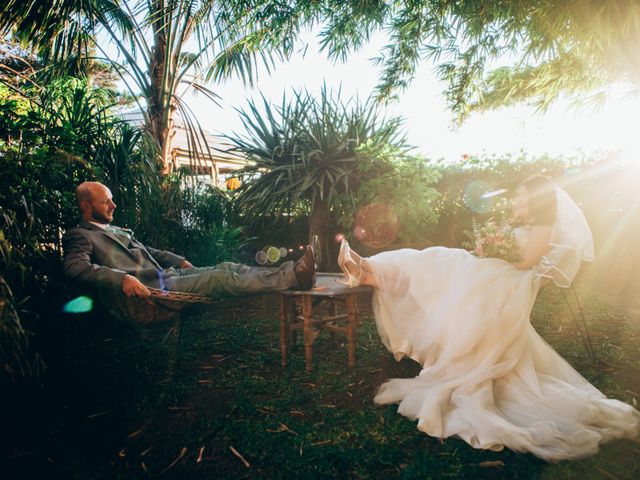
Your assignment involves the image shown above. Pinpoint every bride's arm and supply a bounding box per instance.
[511,225,553,270]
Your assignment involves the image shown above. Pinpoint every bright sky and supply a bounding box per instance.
[178,30,640,163]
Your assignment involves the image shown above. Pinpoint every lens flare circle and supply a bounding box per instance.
[353,203,399,248]
[464,180,494,213]
[63,296,94,313]
[255,250,268,265]
[266,246,281,263]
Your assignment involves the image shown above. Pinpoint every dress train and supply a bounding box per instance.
[368,246,639,461]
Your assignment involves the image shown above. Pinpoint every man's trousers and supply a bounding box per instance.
[146,261,298,298]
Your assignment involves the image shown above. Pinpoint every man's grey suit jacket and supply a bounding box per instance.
[62,220,185,290]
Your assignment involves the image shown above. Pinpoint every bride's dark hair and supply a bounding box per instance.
[518,175,557,226]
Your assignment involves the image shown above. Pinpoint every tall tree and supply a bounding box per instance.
[0,0,316,174]
[314,0,640,118]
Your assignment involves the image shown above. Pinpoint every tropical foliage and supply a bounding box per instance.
[333,141,440,247]
[144,175,250,266]
[0,78,139,379]
[0,77,249,379]
[227,86,424,268]
[0,0,320,173]
[0,77,157,239]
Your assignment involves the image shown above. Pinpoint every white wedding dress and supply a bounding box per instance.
[368,189,640,461]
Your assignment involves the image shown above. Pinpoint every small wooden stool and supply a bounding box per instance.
[279,273,372,371]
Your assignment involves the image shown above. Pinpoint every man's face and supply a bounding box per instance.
[83,186,116,223]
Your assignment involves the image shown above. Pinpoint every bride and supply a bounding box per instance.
[338,175,639,461]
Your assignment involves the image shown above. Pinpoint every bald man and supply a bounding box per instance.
[63,182,315,298]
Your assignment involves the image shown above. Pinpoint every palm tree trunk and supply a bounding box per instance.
[309,198,334,271]
[148,14,174,176]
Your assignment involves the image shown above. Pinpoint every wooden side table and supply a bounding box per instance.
[279,273,372,371]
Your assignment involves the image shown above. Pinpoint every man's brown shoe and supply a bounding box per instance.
[294,245,315,290]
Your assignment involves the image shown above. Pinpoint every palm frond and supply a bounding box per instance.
[225,85,410,227]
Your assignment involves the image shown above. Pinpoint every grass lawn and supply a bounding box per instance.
[2,276,640,479]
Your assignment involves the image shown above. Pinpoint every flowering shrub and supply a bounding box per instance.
[463,219,522,262]
[429,151,607,247]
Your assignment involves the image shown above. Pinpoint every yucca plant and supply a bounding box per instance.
[227,85,410,269]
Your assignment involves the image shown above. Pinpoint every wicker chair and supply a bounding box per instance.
[106,287,218,324]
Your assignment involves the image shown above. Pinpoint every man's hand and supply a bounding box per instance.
[180,260,194,269]
[122,274,151,297]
